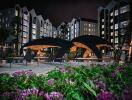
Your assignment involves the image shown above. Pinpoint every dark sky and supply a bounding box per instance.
[0,0,110,26]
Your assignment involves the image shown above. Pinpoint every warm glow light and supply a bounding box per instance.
[96,44,112,48]
[83,50,91,58]
[27,45,61,50]
[70,46,77,52]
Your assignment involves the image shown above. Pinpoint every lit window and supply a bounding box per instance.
[89,29,91,32]
[102,25,104,28]
[102,31,104,35]
[32,24,36,29]
[115,10,118,16]
[111,25,113,29]
[102,19,104,22]
[115,38,118,43]
[102,50,105,53]
[120,5,129,14]
[110,19,113,23]
[32,29,36,34]
[111,39,113,42]
[115,24,118,29]
[111,32,113,36]
[110,12,113,16]
[15,10,18,16]
[89,24,91,27]
[115,31,118,36]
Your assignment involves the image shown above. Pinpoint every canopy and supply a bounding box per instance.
[71,35,112,59]
[21,37,71,58]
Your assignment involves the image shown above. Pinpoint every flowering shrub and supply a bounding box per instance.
[0,63,132,100]
[12,70,35,77]
[96,90,114,100]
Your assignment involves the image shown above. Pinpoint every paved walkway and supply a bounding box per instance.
[0,62,59,75]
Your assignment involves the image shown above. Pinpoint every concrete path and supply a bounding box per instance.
[0,62,60,75]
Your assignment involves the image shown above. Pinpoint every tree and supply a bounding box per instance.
[0,28,9,45]
[11,16,21,56]
[57,23,69,39]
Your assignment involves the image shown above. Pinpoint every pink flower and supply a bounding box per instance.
[47,79,55,85]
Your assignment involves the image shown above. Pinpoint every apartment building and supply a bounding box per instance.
[67,18,98,40]
[98,0,131,57]
[0,4,54,56]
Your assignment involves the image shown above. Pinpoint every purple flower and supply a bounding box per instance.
[2,92,11,96]
[44,92,63,100]
[12,70,35,77]
[45,93,51,100]
[50,91,63,100]
[47,79,55,85]
[94,80,106,90]
[38,91,45,96]
[122,87,132,100]
[97,90,114,100]
[111,72,117,77]
[58,66,65,72]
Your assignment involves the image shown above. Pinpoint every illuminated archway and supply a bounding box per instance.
[71,35,112,60]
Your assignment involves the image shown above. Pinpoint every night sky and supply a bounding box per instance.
[0,0,110,26]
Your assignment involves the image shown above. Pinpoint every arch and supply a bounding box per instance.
[71,35,112,60]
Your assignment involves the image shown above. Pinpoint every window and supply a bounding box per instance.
[89,24,91,27]
[24,14,28,20]
[120,20,129,28]
[23,38,27,43]
[0,18,1,22]
[32,24,36,29]
[111,39,113,42]
[23,26,28,32]
[111,32,113,36]
[102,19,104,22]
[32,29,36,34]
[115,24,118,29]
[110,19,113,23]
[102,50,105,53]
[23,20,28,26]
[110,12,113,16]
[115,31,118,36]
[23,32,27,38]
[102,25,104,28]
[120,5,129,14]
[89,29,91,32]
[115,38,118,43]
[111,25,113,29]
[5,18,8,21]
[15,10,18,16]
[115,10,118,16]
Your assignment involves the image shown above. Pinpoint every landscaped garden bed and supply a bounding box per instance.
[0,63,132,100]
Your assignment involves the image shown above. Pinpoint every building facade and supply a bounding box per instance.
[98,0,131,58]
[67,18,98,40]
[0,4,54,56]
